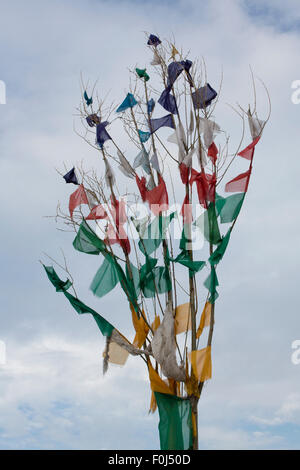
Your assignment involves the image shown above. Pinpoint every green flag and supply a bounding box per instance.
[155,392,193,450]
[209,229,231,265]
[73,220,106,255]
[138,212,176,256]
[204,266,219,303]
[43,265,114,337]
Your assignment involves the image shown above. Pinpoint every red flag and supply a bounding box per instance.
[181,194,193,223]
[145,176,169,215]
[85,204,108,220]
[69,184,89,218]
[108,196,131,254]
[238,137,260,160]
[190,170,216,208]
[135,175,147,202]
[179,163,190,184]
[136,175,169,215]
[208,142,218,164]
[225,169,251,193]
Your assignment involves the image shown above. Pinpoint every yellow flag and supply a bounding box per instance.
[147,359,174,395]
[152,314,161,332]
[130,304,149,348]
[189,346,212,382]
[196,302,212,339]
[174,303,191,335]
[171,44,179,59]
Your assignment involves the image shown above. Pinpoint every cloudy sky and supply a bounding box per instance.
[0,0,300,450]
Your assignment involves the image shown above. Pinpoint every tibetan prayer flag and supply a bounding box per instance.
[173,251,205,276]
[136,68,150,81]
[218,193,245,223]
[204,267,219,303]
[96,121,111,148]
[147,34,161,46]
[138,212,176,256]
[189,346,212,382]
[209,229,231,266]
[90,255,122,298]
[181,194,193,224]
[141,266,172,298]
[155,392,193,450]
[225,169,251,193]
[147,360,174,395]
[147,98,155,114]
[130,304,149,348]
[196,302,212,338]
[43,265,114,337]
[248,113,265,140]
[192,83,217,109]
[44,265,72,292]
[189,170,216,208]
[175,303,191,335]
[133,147,150,174]
[73,220,106,255]
[84,91,93,106]
[138,129,151,143]
[238,137,260,160]
[139,176,169,215]
[150,152,160,173]
[167,62,184,87]
[158,86,178,115]
[63,167,79,185]
[149,114,174,133]
[194,203,221,245]
[86,113,100,127]
[179,163,189,185]
[86,204,108,221]
[208,142,218,164]
[69,184,89,218]
[116,93,137,112]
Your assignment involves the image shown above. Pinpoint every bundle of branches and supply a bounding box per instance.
[43,33,270,450]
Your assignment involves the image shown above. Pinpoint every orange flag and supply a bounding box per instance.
[189,346,212,382]
[174,303,191,335]
[196,302,212,339]
[130,304,149,348]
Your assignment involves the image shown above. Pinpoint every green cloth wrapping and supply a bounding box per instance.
[73,220,106,255]
[43,265,114,337]
[155,392,193,450]
[138,213,175,256]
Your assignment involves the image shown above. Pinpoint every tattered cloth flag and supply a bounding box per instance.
[147,34,161,46]
[192,83,217,109]
[136,68,150,81]
[215,193,245,223]
[86,113,100,127]
[189,346,212,382]
[69,184,89,218]
[174,303,191,335]
[204,266,219,303]
[86,204,107,221]
[225,169,251,193]
[248,111,265,140]
[43,265,148,372]
[167,61,185,87]
[155,392,193,450]
[158,86,178,115]
[96,121,111,148]
[237,137,260,160]
[189,169,216,208]
[149,114,175,134]
[133,147,151,174]
[83,91,93,106]
[208,228,231,266]
[147,98,155,114]
[116,93,138,113]
[196,302,212,338]
[135,175,169,215]
[83,90,93,106]
[63,167,79,185]
[138,129,151,143]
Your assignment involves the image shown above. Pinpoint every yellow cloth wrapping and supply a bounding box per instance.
[174,303,191,335]
[196,302,212,339]
[189,346,212,382]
